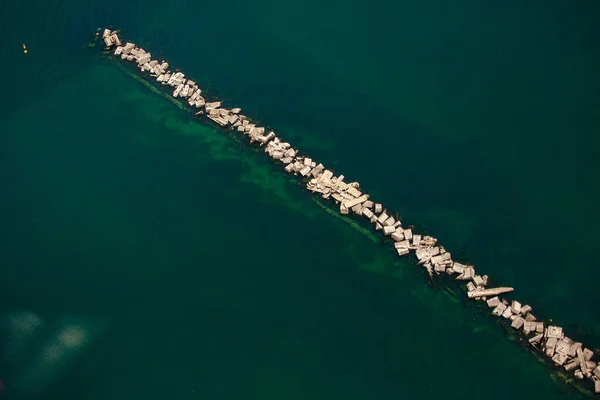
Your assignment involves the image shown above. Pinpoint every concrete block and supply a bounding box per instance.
[486,296,500,308]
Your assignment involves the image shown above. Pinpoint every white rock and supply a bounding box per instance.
[391,231,404,242]
[552,352,568,366]
[547,326,563,339]
[396,248,409,257]
[492,302,507,317]
[452,262,466,274]
[299,166,311,176]
[394,240,410,250]
[412,234,421,247]
[511,301,522,314]
[377,212,389,224]
[520,305,532,315]
[383,225,395,235]
[528,333,543,344]
[511,316,525,330]
[486,296,500,308]
[501,306,513,319]
[523,321,536,334]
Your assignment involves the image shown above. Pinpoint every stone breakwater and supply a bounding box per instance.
[100,28,600,395]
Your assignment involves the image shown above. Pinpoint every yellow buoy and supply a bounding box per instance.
[23,44,28,55]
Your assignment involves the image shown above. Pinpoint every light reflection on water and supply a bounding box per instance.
[2,311,107,397]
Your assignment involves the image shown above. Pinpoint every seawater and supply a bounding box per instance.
[1,0,599,399]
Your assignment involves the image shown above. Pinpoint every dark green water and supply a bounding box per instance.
[1,0,600,398]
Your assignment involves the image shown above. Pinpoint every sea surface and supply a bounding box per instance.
[1,0,600,399]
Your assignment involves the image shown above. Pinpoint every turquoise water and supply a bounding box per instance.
[1,0,600,398]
